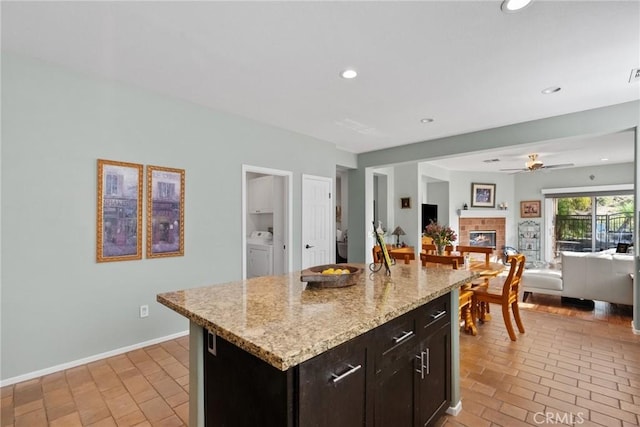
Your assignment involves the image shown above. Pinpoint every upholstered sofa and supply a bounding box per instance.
[522,251,635,306]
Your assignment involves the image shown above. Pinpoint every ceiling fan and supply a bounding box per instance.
[500,153,574,172]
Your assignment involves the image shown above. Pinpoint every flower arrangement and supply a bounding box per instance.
[424,221,457,254]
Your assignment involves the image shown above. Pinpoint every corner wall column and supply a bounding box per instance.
[633,127,640,333]
[447,287,462,415]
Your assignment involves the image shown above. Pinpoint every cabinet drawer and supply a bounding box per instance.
[373,312,417,369]
[418,294,450,331]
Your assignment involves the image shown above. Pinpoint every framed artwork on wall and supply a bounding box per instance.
[146,165,185,258]
[400,197,411,209]
[470,183,496,208]
[96,159,143,262]
[520,200,541,218]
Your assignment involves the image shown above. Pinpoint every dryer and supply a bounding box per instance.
[247,231,273,278]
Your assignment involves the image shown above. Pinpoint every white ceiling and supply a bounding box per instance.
[2,1,639,171]
[421,130,635,173]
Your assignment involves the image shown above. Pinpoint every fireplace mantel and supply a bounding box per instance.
[457,209,508,218]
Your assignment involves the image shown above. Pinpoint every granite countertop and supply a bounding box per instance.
[157,262,478,371]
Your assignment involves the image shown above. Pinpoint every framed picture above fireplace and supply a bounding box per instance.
[470,182,496,208]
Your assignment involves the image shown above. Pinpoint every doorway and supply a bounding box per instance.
[242,165,293,279]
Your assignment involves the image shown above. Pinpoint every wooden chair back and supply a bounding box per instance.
[420,254,462,269]
[372,245,383,263]
[502,254,526,301]
[456,245,493,265]
[472,253,527,341]
[421,244,454,255]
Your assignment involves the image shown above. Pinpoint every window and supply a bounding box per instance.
[552,194,633,255]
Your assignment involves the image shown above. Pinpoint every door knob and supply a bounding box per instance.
[305,244,314,249]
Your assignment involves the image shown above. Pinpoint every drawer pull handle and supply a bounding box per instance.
[425,348,430,375]
[415,349,430,380]
[431,310,447,321]
[393,330,415,344]
[415,353,424,379]
[331,364,362,384]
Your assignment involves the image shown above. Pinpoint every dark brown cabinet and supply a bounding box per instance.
[203,293,452,427]
[374,341,418,427]
[373,310,418,426]
[299,334,368,426]
[416,323,451,426]
[373,294,451,427]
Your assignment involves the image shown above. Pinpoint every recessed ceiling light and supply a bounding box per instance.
[601,158,609,161]
[501,0,533,13]
[341,69,358,79]
[420,118,434,123]
[542,86,561,94]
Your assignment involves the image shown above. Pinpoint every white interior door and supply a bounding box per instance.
[302,175,333,269]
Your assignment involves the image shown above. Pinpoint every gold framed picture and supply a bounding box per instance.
[96,159,143,262]
[146,165,185,258]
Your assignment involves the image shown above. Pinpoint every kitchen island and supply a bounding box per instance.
[157,262,479,426]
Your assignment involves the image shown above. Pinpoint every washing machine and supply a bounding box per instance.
[247,231,273,278]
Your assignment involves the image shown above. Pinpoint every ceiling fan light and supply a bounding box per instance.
[526,160,543,170]
[526,154,543,170]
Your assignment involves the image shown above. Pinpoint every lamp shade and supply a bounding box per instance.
[392,226,406,237]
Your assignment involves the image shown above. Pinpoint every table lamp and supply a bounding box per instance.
[391,226,406,247]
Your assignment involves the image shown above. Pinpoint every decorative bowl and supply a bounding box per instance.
[300,264,363,288]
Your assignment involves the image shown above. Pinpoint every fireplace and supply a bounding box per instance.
[459,217,505,254]
[469,230,497,248]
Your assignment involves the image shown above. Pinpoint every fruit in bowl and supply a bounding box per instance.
[301,264,362,288]
[321,268,349,275]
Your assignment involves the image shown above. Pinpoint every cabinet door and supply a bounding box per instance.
[415,323,451,427]
[298,335,367,427]
[373,311,419,427]
[374,343,419,427]
[248,176,274,213]
[204,332,292,426]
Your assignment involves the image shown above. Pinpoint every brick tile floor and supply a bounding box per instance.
[441,295,640,426]
[1,296,638,426]
[1,336,189,427]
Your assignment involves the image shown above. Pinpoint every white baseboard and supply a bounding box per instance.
[446,400,462,416]
[0,330,189,387]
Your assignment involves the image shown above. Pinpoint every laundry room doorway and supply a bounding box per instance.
[242,165,292,280]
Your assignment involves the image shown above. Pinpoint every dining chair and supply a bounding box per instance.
[420,253,477,335]
[472,254,526,341]
[455,245,493,266]
[421,244,454,255]
[419,253,462,268]
[372,245,389,263]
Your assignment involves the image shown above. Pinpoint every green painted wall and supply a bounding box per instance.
[0,53,341,380]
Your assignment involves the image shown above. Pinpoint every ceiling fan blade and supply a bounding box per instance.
[542,163,575,169]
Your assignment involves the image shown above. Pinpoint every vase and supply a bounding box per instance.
[437,244,445,256]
